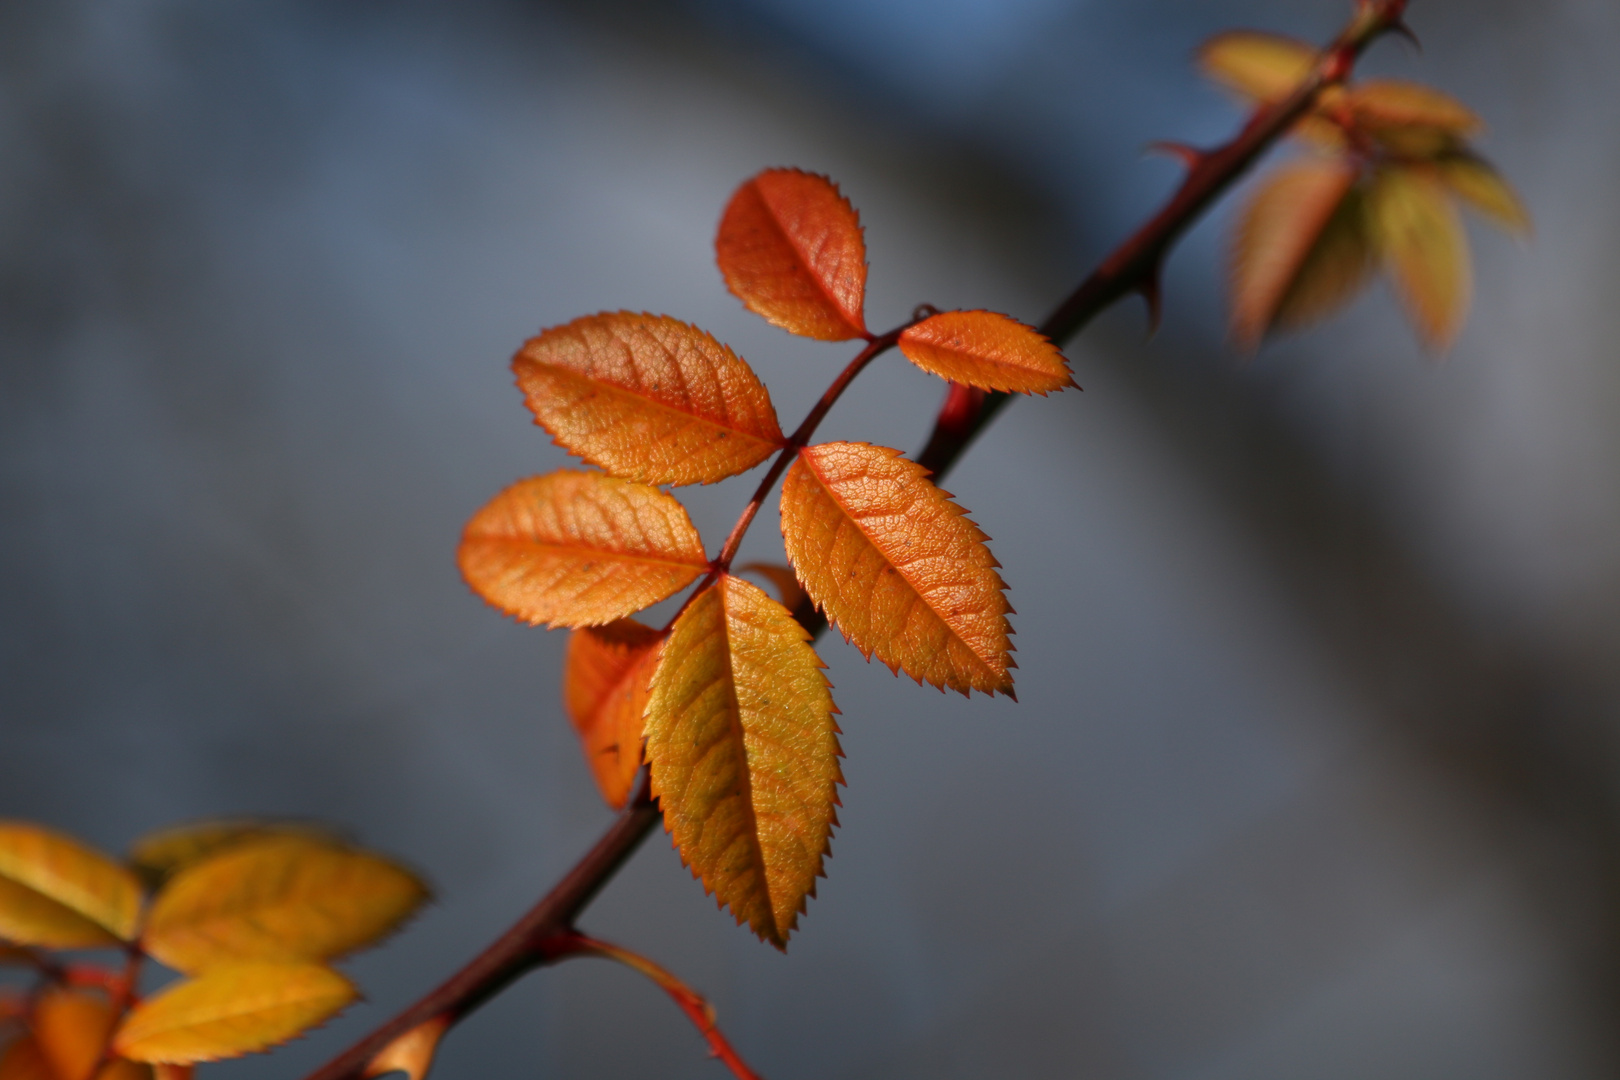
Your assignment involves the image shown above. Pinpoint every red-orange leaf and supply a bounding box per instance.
[642,576,842,948]
[512,312,784,486]
[1230,157,1360,349]
[716,169,867,341]
[564,620,665,809]
[898,310,1074,395]
[459,471,709,629]
[780,442,1014,697]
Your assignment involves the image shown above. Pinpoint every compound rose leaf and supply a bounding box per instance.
[1230,157,1362,348]
[113,963,356,1065]
[1369,166,1472,352]
[564,619,665,809]
[458,471,708,629]
[780,442,1014,697]
[1435,153,1531,237]
[0,823,142,948]
[716,169,867,341]
[898,311,1074,395]
[643,576,842,948]
[142,836,428,974]
[512,312,785,487]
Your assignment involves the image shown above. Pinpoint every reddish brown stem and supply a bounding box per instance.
[302,6,1409,1078]
[542,931,765,1080]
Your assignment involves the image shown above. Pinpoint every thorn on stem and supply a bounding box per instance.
[1387,19,1422,51]
[1138,275,1164,337]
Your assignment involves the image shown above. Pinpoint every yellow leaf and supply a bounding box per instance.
[563,620,665,810]
[897,311,1074,395]
[715,169,868,341]
[129,822,344,887]
[142,836,428,974]
[0,823,142,947]
[1273,181,1378,333]
[458,471,709,629]
[1368,166,1472,352]
[1198,30,1315,102]
[1435,153,1531,237]
[512,312,785,486]
[361,1016,449,1080]
[1348,79,1481,156]
[0,1038,56,1080]
[643,576,842,948]
[780,443,1014,697]
[114,963,356,1064]
[1229,157,1360,349]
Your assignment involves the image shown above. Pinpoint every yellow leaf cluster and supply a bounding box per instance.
[1203,30,1528,352]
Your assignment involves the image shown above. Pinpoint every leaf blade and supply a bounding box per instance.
[898,311,1074,395]
[142,836,428,974]
[564,620,665,809]
[1369,166,1472,352]
[0,823,142,947]
[512,312,784,486]
[1229,157,1360,349]
[780,443,1014,697]
[113,963,356,1065]
[643,576,842,948]
[1435,153,1531,237]
[1198,30,1315,103]
[458,471,708,629]
[716,169,867,341]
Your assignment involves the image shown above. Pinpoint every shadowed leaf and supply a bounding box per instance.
[0,1038,56,1080]
[512,312,784,486]
[114,963,355,1064]
[32,989,151,1080]
[1349,79,1481,156]
[0,824,142,948]
[898,311,1074,395]
[130,822,345,888]
[716,169,867,341]
[1369,166,1472,352]
[1230,157,1362,347]
[1435,153,1531,237]
[458,471,708,629]
[564,620,665,810]
[737,562,807,616]
[780,442,1014,697]
[1273,182,1378,332]
[142,836,428,974]
[643,577,842,948]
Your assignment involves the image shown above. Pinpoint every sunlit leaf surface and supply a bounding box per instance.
[0,824,142,947]
[898,311,1074,395]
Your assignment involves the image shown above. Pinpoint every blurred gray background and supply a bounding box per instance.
[4,0,1619,1077]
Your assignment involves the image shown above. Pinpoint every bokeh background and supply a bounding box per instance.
[5,0,1620,1077]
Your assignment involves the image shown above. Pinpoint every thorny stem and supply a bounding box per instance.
[303,4,1411,1078]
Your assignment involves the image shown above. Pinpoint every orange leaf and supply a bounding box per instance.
[564,620,665,810]
[716,169,867,341]
[113,963,355,1064]
[1368,165,1471,352]
[643,576,842,948]
[458,471,708,629]
[512,312,785,486]
[780,442,1014,697]
[0,823,142,948]
[1229,157,1359,349]
[898,310,1073,395]
[361,1016,449,1080]
[34,988,113,1080]
[0,1038,57,1080]
[142,836,428,974]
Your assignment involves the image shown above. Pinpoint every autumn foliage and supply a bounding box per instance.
[2,8,1520,1080]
